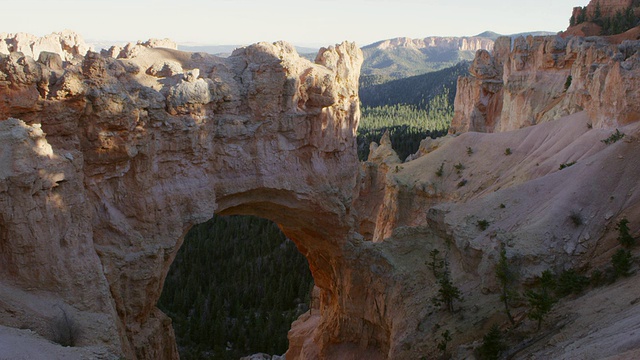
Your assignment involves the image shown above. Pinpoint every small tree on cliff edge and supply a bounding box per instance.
[428,249,445,278]
[611,218,636,279]
[525,270,556,331]
[617,218,636,248]
[432,262,463,313]
[593,2,603,24]
[429,249,463,313]
[576,6,587,24]
[564,75,572,91]
[437,329,452,359]
[477,324,507,360]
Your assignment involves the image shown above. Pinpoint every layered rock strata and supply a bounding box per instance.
[451,35,640,133]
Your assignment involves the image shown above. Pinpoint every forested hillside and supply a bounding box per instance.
[159,216,314,359]
[360,61,468,109]
[360,46,474,88]
[358,100,450,161]
[357,62,469,160]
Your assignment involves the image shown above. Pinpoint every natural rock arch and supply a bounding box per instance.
[0,40,397,359]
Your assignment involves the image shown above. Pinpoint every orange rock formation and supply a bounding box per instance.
[451,35,640,134]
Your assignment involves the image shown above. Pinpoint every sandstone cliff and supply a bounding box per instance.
[0,32,364,359]
[450,35,640,133]
[565,0,640,37]
[353,19,640,358]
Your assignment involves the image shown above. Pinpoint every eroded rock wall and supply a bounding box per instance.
[0,33,368,359]
[356,111,640,358]
[451,35,640,133]
[351,32,640,360]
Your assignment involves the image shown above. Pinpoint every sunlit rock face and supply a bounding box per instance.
[0,32,368,359]
[0,30,91,62]
[451,35,640,134]
[371,36,494,52]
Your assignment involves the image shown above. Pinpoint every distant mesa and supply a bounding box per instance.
[362,35,494,52]
[358,31,556,85]
[473,30,557,40]
[176,44,320,58]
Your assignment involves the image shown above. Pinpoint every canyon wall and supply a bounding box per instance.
[451,35,640,133]
[348,31,640,359]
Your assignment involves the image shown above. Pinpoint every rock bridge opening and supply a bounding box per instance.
[158,213,315,359]
[0,38,382,359]
[0,37,404,359]
[88,41,366,358]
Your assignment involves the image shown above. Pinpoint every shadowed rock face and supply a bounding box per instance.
[0,38,373,359]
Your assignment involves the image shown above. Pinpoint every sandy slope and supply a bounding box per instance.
[357,110,640,358]
[0,325,118,360]
[518,274,640,359]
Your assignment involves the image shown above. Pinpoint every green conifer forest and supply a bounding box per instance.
[357,61,466,160]
[158,215,314,359]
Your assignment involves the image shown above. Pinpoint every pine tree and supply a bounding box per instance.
[594,2,603,24]
[437,329,452,358]
[612,249,633,278]
[617,218,635,248]
[477,325,507,360]
[525,270,556,331]
[428,249,463,313]
[577,7,587,24]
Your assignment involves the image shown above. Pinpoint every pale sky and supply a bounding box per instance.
[4,0,590,47]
